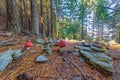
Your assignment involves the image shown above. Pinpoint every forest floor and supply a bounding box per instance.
[0,35,120,80]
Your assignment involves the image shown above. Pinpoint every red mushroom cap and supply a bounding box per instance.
[59,40,66,48]
[24,40,33,48]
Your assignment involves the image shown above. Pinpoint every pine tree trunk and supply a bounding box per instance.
[92,21,94,39]
[19,0,23,31]
[101,21,103,39]
[40,0,45,38]
[50,0,54,39]
[30,0,39,35]
[6,0,21,33]
[48,3,51,38]
[81,18,84,40]
[23,0,29,31]
[56,0,60,38]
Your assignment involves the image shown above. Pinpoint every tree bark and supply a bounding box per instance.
[40,0,45,38]
[48,2,51,38]
[6,0,21,33]
[81,18,84,40]
[30,0,39,35]
[50,0,54,39]
[23,0,29,31]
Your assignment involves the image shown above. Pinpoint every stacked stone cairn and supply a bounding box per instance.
[77,42,113,76]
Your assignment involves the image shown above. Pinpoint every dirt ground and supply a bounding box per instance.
[0,36,120,80]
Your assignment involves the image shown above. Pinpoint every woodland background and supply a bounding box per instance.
[0,0,120,42]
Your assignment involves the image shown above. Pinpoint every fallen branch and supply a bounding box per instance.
[0,32,13,37]
[0,34,18,46]
[68,58,87,80]
[0,42,18,46]
[0,39,14,44]
[63,52,87,80]
[40,76,57,78]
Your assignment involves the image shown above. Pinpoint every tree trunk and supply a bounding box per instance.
[40,0,45,38]
[81,18,84,40]
[50,0,54,39]
[6,0,21,33]
[98,21,100,42]
[30,0,39,35]
[23,0,29,31]
[56,0,60,39]
[92,20,94,39]
[101,21,103,39]
[48,3,51,38]
[19,0,23,31]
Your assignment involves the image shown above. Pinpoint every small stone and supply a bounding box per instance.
[35,44,42,46]
[30,50,36,54]
[72,52,79,56]
[36,55,48,63]
[72,77,82,80]
[79,57,84,62]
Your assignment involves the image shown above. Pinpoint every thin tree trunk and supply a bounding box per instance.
[56,0,60,38]
[50,0,54,39]
[98,21,100,42]
[19,0,23,31]
[81,18,84,40]
[48,3,51,38]
[23,0,29,31]
[92,20,94,39]
[47,8,49,37]
[30,0,39,35]
[40,0,45,38]
[6,0,21,33]
[101,21,103,39]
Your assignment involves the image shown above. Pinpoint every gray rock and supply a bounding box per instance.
[12,49,24,60]
[0,50,14,71]
[72,77,82,80]
[36,55,48,63]
[30,50,37,54]
[34,37,44,44]
[79,57,84,62]
[35,44,42,46]
[72,52,79,56]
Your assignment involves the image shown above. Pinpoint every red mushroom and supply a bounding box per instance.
[24,40,33,48]
[21,40,33,53]
[59,40,66,48]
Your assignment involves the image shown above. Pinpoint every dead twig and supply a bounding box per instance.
[0,34,18,46]
[63,52,87,80]
[0,38,14,44]
[36,76,57,79]
[0,42,18,46]
[68,58,87,80]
